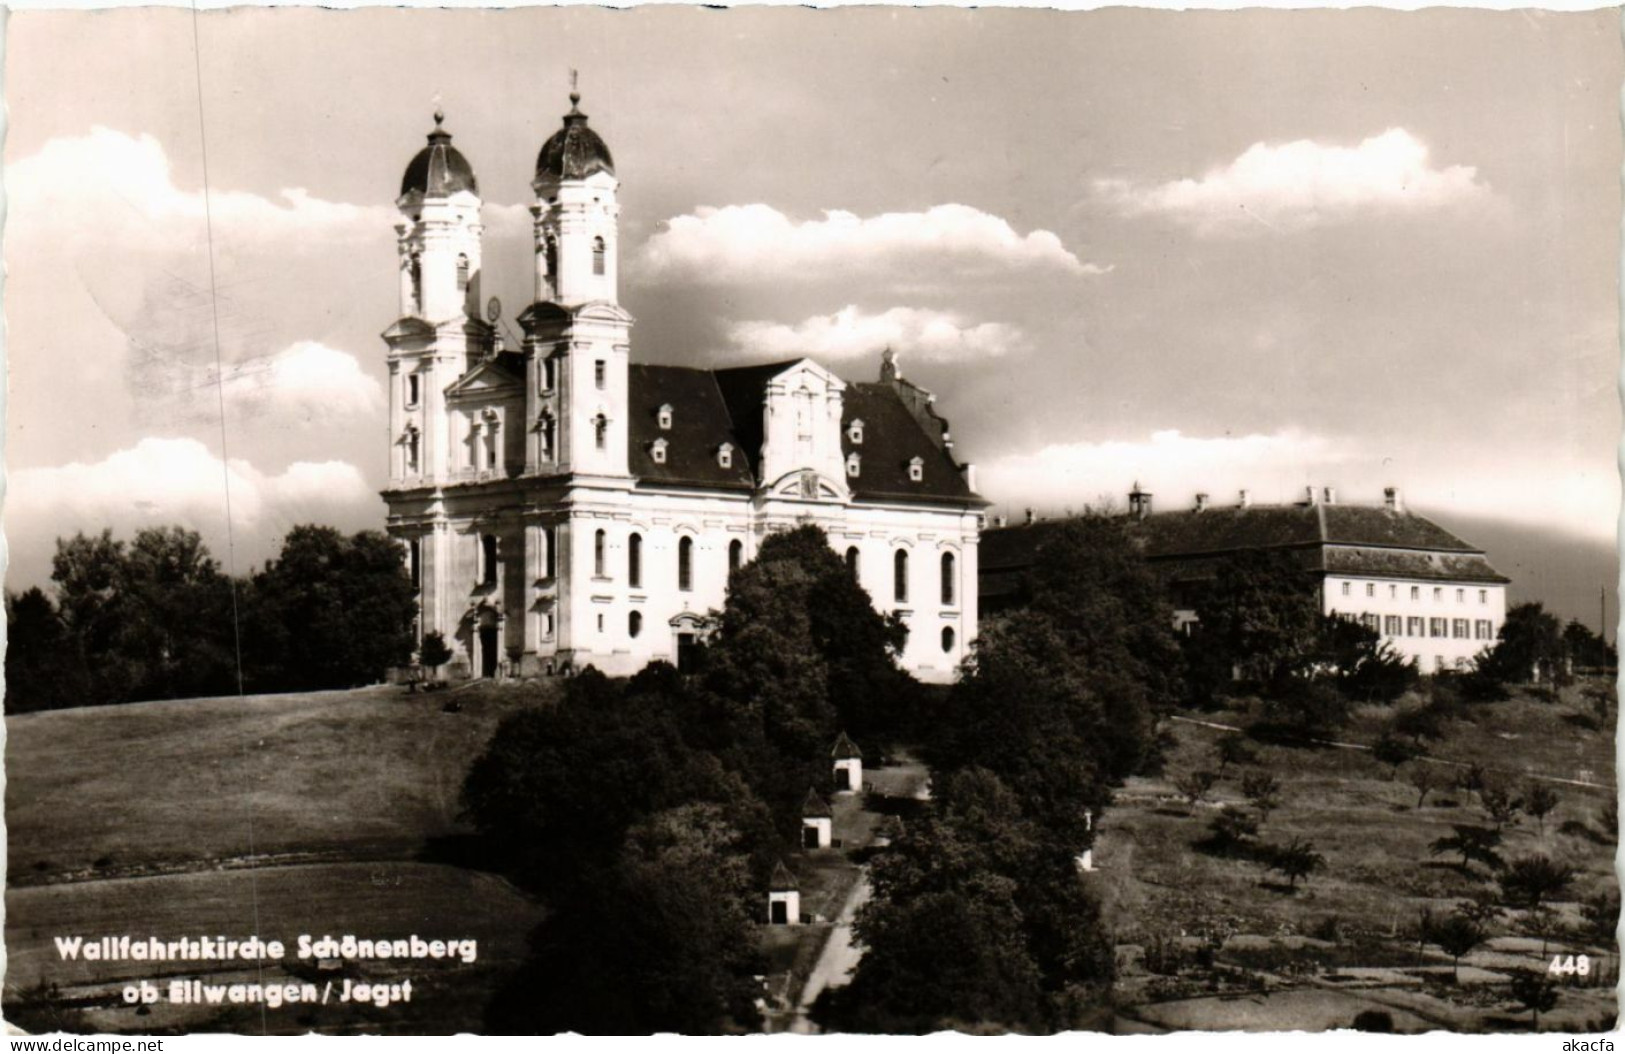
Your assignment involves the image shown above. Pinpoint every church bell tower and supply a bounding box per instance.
[521,86,632,478]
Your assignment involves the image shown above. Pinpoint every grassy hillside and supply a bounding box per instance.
[5,681,560,1034]
[6,683,557,881]
[1097,682,1619,1033]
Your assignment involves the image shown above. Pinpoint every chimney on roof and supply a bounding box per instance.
[1323,486,1336,505]
[1305,485,1320,507]
[1194,493,1209,512]
[879,346,900,383]
[1128,482,1153,521]
[1024,508,1036,526]
[1238,489,1251,509]
[1384,486,1404,513]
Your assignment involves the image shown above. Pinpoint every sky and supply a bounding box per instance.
[4,7,1620,616]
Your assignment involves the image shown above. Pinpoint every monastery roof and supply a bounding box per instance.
[980,502,1508,586]
[401,113,478,198]
[629,361,980,505]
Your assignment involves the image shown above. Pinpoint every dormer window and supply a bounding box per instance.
[658,404,673,430]
[846,452,861,478]
[908,456,924,482]
[650,438,668,465]
[848,419,864,445]
[718,443,734,469]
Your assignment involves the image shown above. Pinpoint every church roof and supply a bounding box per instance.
[535,94,615,183]
[401,113,478,197]
[628,360,980,505]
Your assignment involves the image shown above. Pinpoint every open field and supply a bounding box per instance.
[6,682,559,1034]
[1096,681,1619,1033]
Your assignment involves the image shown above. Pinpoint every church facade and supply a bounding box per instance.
[381,96,986,683]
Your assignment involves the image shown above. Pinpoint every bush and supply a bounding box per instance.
[1352,1009,1395,1032]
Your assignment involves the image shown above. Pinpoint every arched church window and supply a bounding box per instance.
[404,427,420,475]
[678,536,694,593]
[410,254,423,314]
[456,254,470,290]
[593,236,606,276]
[629,610,643,639]
[629,533,643,588]
[481,534,498,588]
[543,525,557,580]
[594,414,608,451]
[894,549,909,604]
[941,551,956,606]
[845,547,860,578]
[594,529,607,578]
[942,626,956,653]
[728,539,743,574]
[544,238,558,286]
[538,412,555,459]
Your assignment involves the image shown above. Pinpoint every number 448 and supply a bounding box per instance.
[1549,954,1591,977]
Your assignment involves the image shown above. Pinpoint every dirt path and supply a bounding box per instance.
[788,871,872,1033]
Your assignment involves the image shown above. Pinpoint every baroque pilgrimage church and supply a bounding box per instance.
[381,95,987,683]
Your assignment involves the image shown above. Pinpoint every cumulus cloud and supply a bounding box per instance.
[8,127,388,253]
[727,306,1030,364]
[978,429,1357,513]
[637,203,1105,283]
[1095,128,1490,234]
[216,341,385,424]
[8,438,379,578]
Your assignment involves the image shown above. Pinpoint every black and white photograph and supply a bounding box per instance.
[1,4,1620,1038]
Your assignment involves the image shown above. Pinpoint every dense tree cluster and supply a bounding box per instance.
[814,514,1181,1032]
[463,525,917,1033]
[5,525,417,712]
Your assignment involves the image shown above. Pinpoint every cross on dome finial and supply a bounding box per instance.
[433,107,445,128]
[569,68,581,110]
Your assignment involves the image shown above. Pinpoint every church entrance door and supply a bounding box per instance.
[479,626,499,678]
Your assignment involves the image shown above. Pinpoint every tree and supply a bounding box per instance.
[1580,888,1618,945]
[1263,837,1325,891]
[1206,806,1258,854]
[1241,771,1282,825]
[1480,783,1523,831]
[245,526,418,692]
[1407,764,1438,808]
[1508,968,1559,1030]
[1212,733,1257,775]
[1498,854,1576,911]
[1563,619,1615,669]
[1480,603,1567,687]
[1519,904,1566,959]
[485,804,765,1034]
[1524,782,1560,838]
[1456,763,1488,804]
[1427,911,1486,983]
[1174,770,1218,809]
[418,631,453,680]
[1190,549,1321,689]
[1371,731,1420,776]
[1430,825,1504,876]
[4,587,88,713]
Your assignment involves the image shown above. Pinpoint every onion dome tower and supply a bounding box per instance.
[530,87,619,307]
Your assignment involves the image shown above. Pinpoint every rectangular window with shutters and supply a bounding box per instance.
[1430,618,1447,638]
[1453,619,1470,639]
[1384,615,1402,636]
[1475,619,1494,640]
[1406,617,1424,637]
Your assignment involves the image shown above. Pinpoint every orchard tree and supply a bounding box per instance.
[1430,825,1504,876]
[1428,912,1486,983]
[1524,782,1560,838]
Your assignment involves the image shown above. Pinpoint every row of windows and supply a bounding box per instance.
[598,531,744,591]
[1339,581,1491,605]
[1345,611,1496,640]
[842,547,957,606]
